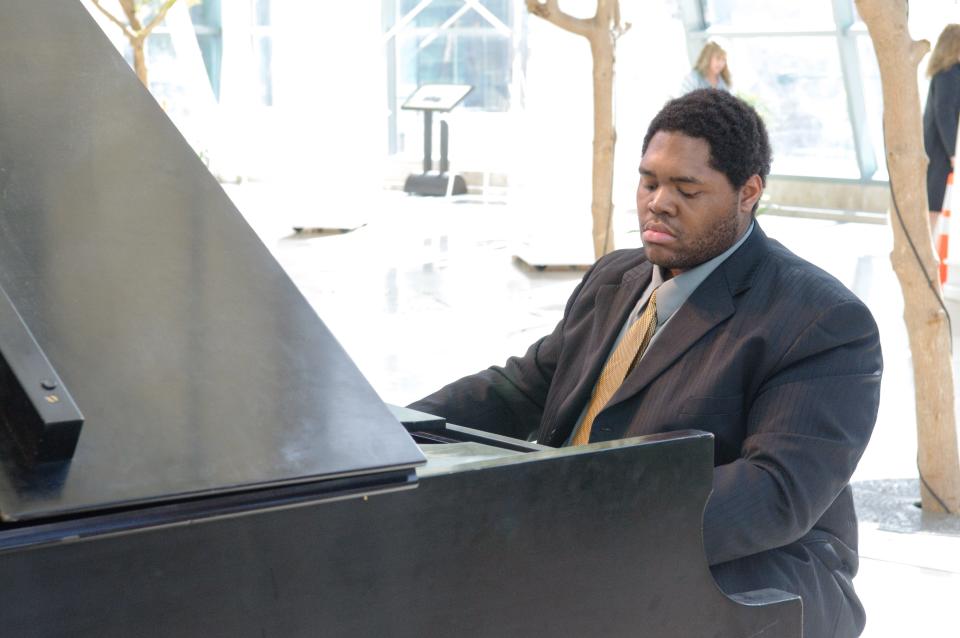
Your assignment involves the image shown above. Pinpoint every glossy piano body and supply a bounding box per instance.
[0,2,801,636]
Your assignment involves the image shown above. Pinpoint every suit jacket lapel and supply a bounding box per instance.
[603,225,770,411]
[581,261,653,385]
[605,268,734,410]
[537,260,653,446]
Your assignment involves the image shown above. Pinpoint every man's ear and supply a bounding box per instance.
[738,174,763,214]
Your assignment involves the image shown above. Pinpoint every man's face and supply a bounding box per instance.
[637,131,760,277]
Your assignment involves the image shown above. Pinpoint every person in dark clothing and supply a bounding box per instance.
[924,24,960,234]
[411,90,882,638]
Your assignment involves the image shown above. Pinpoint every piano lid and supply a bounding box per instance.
[0,1,424,522]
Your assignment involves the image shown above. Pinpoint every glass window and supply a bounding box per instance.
[390,1,513,113]
[398,31,511,110]
[856,34,887,180]
[724,36,860,178]
[195,33,222,99]
[146,32,177,71]
[478,0,511,24]
[254,36,273,106]
[189,0,222,99]
[251,0,273,106]
[189,0,221,27]
[197,33,223,100]
[703,0,834,31]
[400,0,464,28]
[386,0,516,153]
[145,33,191,107]
[253,0,270,26]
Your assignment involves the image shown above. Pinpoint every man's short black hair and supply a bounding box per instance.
[642,89,772,189]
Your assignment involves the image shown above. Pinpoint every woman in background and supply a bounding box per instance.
[680,41,731,94]
[924,24,960,234]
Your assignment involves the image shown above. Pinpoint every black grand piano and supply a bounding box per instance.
[0,2,801,636]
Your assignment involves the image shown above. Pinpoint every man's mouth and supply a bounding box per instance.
[642,223,677,244]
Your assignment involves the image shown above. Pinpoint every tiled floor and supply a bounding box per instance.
[226,182,960,637]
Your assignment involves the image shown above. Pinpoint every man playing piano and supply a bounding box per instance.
[411,89,882,638]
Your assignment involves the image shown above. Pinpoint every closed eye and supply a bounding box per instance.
[677,189,701,199]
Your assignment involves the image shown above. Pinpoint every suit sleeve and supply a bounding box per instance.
[934,67,960,157]
[407,264,597,440]
[701,300,882,566]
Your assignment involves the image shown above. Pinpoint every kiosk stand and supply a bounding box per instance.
[402,84,472,196]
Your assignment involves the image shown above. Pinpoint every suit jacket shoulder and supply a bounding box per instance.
[741,233,874,329]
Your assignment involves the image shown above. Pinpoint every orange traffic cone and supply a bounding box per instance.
[938,172,953,285]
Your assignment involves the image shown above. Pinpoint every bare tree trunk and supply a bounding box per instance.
[119,0,150,86]
[131,38,149,86]
[525,0,629,259]
[90,0,181,88]
[589,15,616,257]
[857,0,960,513]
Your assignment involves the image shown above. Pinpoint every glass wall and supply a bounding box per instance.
[131,0,273,108]
[251,0,273,106]
[392,0,512,110]
[723,36,859,178]
[685,0,960,181]
[88,0,960,185]
[188,0,223,99]
[685,0,865,179]
[135,0,223,104]
[384,0,518,155]
[703,0,834,30]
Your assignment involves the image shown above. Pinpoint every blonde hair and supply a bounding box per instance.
[927,24,960,78]
[694,41,732,87]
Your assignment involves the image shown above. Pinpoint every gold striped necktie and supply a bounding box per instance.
[570,289,659,446]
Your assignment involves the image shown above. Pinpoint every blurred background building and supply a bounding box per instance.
[79,1,957,201]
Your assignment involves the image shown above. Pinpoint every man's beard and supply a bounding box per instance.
[652,203,744,273]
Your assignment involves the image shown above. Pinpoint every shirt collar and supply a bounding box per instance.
[646,220,755,325]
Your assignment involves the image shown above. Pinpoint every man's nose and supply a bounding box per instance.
[648,187,676,216]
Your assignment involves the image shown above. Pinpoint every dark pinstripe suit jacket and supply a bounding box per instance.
[410,225,882,631]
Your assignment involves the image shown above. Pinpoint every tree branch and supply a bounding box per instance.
[597,0,630,41]
[911,38,931,66]
[140,0,179,40]
[610,0,630,41]
[89,0,137,41]
[525,0,592,38]
[119,0,142,32]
